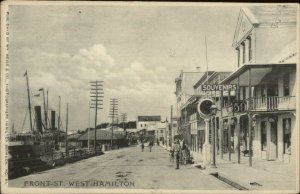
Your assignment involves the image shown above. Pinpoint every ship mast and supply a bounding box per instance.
[25,70,33,132]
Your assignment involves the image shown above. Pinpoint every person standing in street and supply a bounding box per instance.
[141,142,144,152]
[173,139,181,169]
[149,141,153,152]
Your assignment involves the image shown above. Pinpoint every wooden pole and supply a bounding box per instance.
[248,69,253,167]
[65,104,69,156]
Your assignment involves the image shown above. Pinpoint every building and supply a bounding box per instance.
[136,116,161,131]
[178,71,231,158]
[173,5,297,167]
[218,5,297,165]
[174,71,204,150]
[78,129,127,151]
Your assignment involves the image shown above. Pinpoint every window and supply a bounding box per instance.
[261,121,267,151]
[236,48,240,67]
[241,42,246,64]
[173,124,177,128]
[140,124,143,127]
[283,118,291,154]
[247,36,252,61]
[283,73,290,96]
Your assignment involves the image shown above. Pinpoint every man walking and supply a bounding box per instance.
[173,139,181,169]
[141,142,144,152]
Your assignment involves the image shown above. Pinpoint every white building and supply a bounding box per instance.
[220,5,297,165]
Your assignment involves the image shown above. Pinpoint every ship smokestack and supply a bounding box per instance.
[34,106,43,133]
[51,111,56,130]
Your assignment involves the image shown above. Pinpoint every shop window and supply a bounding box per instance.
[261,121,267,151]
[283,73,290,96]
[283,118,291,154]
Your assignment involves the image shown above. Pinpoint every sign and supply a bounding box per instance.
[201,84,237,91]
[233,100,247,113]
[197,98,214,119]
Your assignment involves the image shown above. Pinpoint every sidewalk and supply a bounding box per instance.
[194,152,297,191]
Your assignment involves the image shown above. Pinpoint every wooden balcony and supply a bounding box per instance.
[250,96,296,111]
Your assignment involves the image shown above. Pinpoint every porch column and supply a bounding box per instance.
[228,117,232,161]
[220,90,224,159]
[236,116,241,164]
[248,68,253,167]
[203,118,211,167]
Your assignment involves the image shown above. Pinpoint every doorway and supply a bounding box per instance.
[268,119,278,160]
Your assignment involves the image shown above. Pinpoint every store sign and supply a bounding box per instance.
[233,100,247,112]
[201,84,237,91]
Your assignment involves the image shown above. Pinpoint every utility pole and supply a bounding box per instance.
[109,99,119,149]
[90,81,104,151]
[120,113,127,131]
[65,103,69,156]
[170,105,173,147]
[88,101,91,149]
[24,70,33,132]
[47,90,49,126]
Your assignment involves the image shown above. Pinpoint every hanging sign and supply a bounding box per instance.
[201,84,237,91]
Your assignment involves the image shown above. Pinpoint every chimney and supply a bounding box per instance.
[51,111,56,130]
[34,106,43,133]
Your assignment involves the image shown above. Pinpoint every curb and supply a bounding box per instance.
[193,164,249,190]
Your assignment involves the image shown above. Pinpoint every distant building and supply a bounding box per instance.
[136,116,161,131]
[78,129,127,150]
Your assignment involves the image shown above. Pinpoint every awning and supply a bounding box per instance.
[220,63,296,86]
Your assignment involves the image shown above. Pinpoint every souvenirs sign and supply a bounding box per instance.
[201,84,237,91]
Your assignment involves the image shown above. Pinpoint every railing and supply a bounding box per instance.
[220,96,295,115]
[250,96,296,111]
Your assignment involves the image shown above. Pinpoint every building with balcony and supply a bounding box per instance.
[177,71,231,158]
[219,5,297,165]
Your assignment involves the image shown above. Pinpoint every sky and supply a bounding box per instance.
[8,3,241,132]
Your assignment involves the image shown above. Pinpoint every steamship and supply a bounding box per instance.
[8,71,66,179]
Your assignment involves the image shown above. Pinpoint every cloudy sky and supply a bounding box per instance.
[8,3,241,132]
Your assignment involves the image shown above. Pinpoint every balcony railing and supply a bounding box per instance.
[249,96,296,111]
[221,96,295,116]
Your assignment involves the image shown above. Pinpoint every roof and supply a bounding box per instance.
[68,133,81,140]
[271,40,297,63]
[233,5,297,47]
[137,116,161,122]
[245,5,297,24]
[193,71,215,89]
[78,129,125,141]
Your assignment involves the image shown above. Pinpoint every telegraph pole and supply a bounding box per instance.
[65,103,69,156]
[109,99,118,149]
[90,81,104,151]
[170,105,173,147]
[88,101,91,149]
[120,113,127,131]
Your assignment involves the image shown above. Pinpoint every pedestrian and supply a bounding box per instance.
[141,142,144,152]
[149,141,153,152]
[173,139,181,169]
